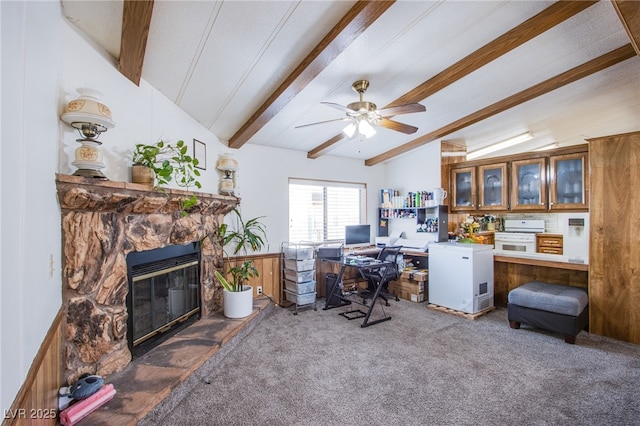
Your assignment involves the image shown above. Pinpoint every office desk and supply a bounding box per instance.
[321,257,394,327]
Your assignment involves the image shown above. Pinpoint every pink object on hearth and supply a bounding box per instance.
[59,383,116,426]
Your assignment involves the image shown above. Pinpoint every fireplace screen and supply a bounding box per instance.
[126,243,201,356]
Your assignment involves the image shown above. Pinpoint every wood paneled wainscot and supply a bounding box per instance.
[225,253,281,304]
[3,309,63,426]
[588,131,640,344]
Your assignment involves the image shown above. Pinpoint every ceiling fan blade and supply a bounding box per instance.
[295,117,351,129]
[377,118,419,134]
[321,102,357,113]
[377,103,426,117]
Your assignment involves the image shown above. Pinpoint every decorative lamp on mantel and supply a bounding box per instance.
[216,153,238,195]
[61,88,115,179]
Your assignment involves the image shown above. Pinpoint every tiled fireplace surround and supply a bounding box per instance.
[56,174,239,384]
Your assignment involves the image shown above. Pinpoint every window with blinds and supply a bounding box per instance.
[289,178,366,243]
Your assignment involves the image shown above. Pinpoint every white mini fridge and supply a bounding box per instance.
[428,242,494,314]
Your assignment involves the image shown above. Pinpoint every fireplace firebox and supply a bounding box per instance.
[126,242,202,357]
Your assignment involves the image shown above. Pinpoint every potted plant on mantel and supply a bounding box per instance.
[214,208,267,319]
[131,139,202,214]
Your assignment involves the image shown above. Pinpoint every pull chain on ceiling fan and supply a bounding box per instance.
[296,80,426,139]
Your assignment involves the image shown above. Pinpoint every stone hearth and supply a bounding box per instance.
[56,174,239,384]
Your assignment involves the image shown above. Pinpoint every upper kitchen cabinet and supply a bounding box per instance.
[549,152,588,210]
[511,158,546,211]
[451,166,476,212]
[477,163,508,211]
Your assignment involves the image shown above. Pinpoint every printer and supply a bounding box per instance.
[395,238,430,251]
[374,231,402,247]
[317,243,344,259]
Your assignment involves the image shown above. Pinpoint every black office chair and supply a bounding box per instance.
[359,246,401,306]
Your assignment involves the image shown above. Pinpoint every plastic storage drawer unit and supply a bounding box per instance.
[284,258,315,272]
[284,269,314,283]
[285,280,316,295]
[286,292,316,306]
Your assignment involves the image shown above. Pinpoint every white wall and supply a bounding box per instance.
[1,0,63,413]
[1,1,443,413]
[382,141,445,241]
[385,141,443,191]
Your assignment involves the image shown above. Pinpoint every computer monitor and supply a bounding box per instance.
[345,224,371,247]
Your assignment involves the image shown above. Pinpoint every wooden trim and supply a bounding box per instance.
[494,255,588,272]
[228,0,395,149]
[612,0,640,57]
[3,308,64,426]
[119,0,155,86]
[308,0,597,159]
[365,44,636,166]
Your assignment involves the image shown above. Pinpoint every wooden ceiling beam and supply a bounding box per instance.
[364,44,636,166]
[612,0,640,57]
[228,1,395,149]
[118,0,154,86]
[307,0,597,159]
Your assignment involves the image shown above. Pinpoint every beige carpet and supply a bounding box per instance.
[140,298,640,425]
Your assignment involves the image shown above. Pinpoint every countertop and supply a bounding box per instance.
[346,245,588,271]
[493,250,588,271]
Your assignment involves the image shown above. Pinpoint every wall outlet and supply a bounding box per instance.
[256,286,263,295]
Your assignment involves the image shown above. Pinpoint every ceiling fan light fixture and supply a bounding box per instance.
[358,119,376,138]
[466,132,533,160]
[343,122,357,138]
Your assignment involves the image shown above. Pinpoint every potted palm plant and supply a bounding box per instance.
[214,208,267,318]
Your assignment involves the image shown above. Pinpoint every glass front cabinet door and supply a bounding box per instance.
[451,167,476,212]
[511,158,546,210]
[549,152,588,210]
[478,163,508,211]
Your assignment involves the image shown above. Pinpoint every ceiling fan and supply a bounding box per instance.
[296,80,426,139]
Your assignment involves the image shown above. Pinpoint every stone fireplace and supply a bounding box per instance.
[56,174,238,384]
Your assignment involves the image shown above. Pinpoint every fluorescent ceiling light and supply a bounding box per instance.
[466,132,534,160]
[441,151,468,157]
[534,143,558,151]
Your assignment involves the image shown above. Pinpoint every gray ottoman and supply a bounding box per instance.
[507,281,589,344]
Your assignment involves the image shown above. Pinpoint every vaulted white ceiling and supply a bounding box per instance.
[61,0,640,164]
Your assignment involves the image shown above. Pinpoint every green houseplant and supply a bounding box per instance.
[131,139,202,213]
[132,140,173,186]
[214,208,267,318]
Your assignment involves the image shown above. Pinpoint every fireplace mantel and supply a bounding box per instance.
[56,174,239,383]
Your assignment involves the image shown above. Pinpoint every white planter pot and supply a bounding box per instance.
[223,285,253,319]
